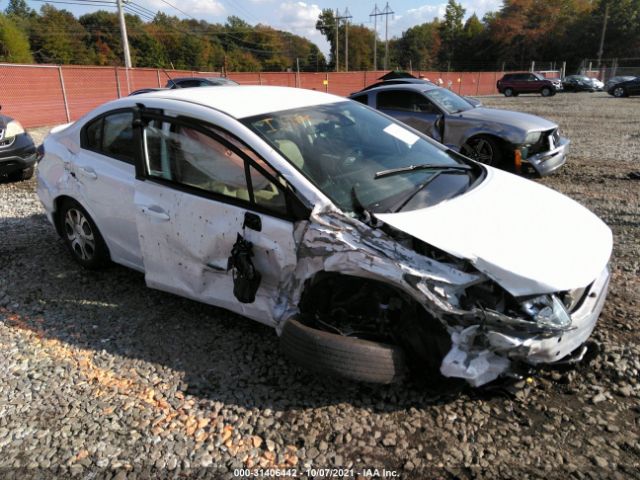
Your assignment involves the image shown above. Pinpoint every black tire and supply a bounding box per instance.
[280,318,406,384]
[461,135,504,168]
[57,199,110,269]
[541,87,552,97]
[7,166,34,182]
[612,86,627,98]
[504,87,514,97]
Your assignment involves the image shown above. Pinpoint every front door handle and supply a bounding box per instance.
[139,205,170,222]
[78,166,97,180]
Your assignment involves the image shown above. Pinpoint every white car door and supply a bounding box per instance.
[133,114,301,326]
[73,109,143,270]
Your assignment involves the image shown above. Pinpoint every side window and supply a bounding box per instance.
[177,80,204,88]
[527,74,538,81]
[144,120,288,215]
[378,90,414,111]
[82,110,135,164]
[102,112,135,162]
[351,94,368,105]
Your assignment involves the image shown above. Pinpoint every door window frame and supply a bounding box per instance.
[135,111,309,222]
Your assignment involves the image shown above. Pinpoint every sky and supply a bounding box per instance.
[20,0,504,54]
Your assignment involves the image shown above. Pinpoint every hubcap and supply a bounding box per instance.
[614,87,624,97]
[64,208,95,261]
[463,139,494,165]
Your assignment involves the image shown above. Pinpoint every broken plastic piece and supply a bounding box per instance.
[227,234,262,303]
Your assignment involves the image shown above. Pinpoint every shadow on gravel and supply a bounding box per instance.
[1,213,515,413]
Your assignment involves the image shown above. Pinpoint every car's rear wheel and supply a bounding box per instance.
[541,87,553,97]
[57,199,109,269]
[613,86,627,98]
[504,88,514,97]
[7,166,34,182]
[461,135,503,167]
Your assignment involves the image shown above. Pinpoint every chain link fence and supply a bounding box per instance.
[1,63,538,128]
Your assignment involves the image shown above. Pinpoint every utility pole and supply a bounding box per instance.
[116,0,132,68]
[381,3,394,70]
[335,8,339,72]
[370,4,381,71]
[596,2,610,69]
[340,8,352,72]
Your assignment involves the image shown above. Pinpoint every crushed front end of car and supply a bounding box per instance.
[516,128,569,177]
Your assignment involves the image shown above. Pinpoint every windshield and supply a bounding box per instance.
[423,88,473,114]
[243,101,481,214]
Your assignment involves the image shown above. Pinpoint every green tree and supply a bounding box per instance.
[316,8,337,69]
[393,20,441,71]
[439,0,466,67]
[4,0,34,18]
[0,13,33,62]
[30,5,94,64]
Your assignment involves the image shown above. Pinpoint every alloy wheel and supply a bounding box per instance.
[64,208,96,261]
[463,138,494,165]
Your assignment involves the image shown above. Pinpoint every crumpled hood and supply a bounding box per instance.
[458,107,557,133]
[377,167,612,297]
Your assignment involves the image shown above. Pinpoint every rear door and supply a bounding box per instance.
[133,113,301,325]
[628,78,640,95]
[375,90,443,141]
[74,109,143,269]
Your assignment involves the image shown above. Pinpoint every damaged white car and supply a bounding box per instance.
[37,86,612,386]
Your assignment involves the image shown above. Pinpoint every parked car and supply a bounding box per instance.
[165,76,239,88]
[129,87,166,96]
[357,77,436,93]
[0,109,37,181]
[607,76,640,97]
[350,84,569,176]
[36,86,611,386]
[603,75,636,92]
[562,75,599,92]
[497,72,561,97]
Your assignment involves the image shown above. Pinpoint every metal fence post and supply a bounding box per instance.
[259,73,263,85]
[57,66,71,123]
[476,71,480,95]
[157,69,161,87]
[115,66,121,98]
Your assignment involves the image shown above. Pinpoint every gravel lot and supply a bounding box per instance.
[1,92,639,479]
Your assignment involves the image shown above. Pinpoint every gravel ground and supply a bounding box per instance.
[1,93,639,479]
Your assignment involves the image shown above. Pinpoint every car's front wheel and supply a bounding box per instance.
[461,136,503,167]
[541,87,553,97]
[613,86,627,98]
[58,199,110,269]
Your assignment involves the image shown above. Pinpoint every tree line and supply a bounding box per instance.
[1,0,639,72]
[0,0,326,71]
[318,0,640,72]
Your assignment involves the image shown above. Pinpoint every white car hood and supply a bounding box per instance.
[377,167,612,296]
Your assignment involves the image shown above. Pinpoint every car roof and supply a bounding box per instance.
[351,83,438,96]
[142,85,344,119]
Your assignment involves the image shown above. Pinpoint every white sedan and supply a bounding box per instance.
[37,86,612,386]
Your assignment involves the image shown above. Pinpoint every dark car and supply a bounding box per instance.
[165,77,239,88]
[0,110,37,181]
[603,75,636,92]
[562,75,599,92]
[129,87,166,96]
[607,76,640,97]
[350,84,569,176]
[356,78,437,93]
[497,72,561,97]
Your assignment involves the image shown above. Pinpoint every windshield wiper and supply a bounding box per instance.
[374,163,471,180]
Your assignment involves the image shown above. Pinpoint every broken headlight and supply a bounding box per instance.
[524,131,542,145]
[520,295,572,329]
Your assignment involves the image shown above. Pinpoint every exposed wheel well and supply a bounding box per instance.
[298,271,452,376]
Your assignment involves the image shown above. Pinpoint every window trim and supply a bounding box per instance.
[138,112,309,221]
[80,108,138,165]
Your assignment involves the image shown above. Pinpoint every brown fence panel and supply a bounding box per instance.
[62,66,119,121]
[227,72,262,85]
[257,72,296,87]
[0,64,67,128]
[299,73,326,92]
[128,68,163,92]
[326,72,366,96]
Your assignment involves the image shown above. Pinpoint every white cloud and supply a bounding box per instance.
[277,2,329,55]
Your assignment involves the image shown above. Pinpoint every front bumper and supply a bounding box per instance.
[487,266,610,364]
[523,136,570,176]
[0,132,37,175]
